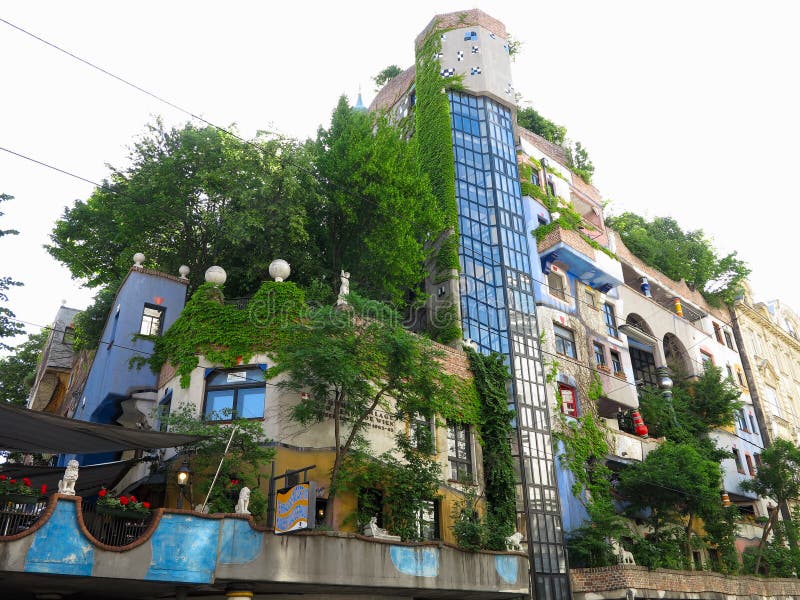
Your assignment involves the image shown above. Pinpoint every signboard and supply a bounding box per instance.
[275,481,316,534]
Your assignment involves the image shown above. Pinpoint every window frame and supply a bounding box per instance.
[203,367,266,421]
[593,342,607,368]
[139,303,166,337]
[732,448,745,474]
[723,330,735,351]
[559,383,578,418]
[745,453,756,477]
[603,303,619,337]
[447,421,473,483]
[554,324,577,359]
[547,270,566,301]
[416,499,441,541]
[610,350,623,375]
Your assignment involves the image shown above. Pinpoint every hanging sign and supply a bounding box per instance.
[275,481,316,534]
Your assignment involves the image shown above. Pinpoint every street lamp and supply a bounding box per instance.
[176,462,191,509]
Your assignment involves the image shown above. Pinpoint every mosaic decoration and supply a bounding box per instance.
[464,31,477,41]
[472,45,479,54]
[489,32,497,39]
[470,67,482,75]
[390,546,439,577]
[456,50,464,61]
[440,67,456,77]
[440,33,447,40]
[504,82,514,95]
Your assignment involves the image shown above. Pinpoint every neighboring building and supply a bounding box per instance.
[63,259,189,465]
[732,289,800,449]
[615,236,768,558]
[373,10,570,597]
[26,304,80,414]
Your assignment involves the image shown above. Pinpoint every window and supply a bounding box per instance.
[585,290,596,308]
[554,324,577,359]
[593,342,607,368]
[754,453,762,467]
[62,326,75,344]
[724,330,735,350]
[764,385,782,418]
[416,500,440,541]
[530,169,540,186]
[603,303,618,337]
[203,368,265,420]
[745,454,756,477]
[547,271,566,301]
[630,346,658,387]
[546,180,556,197]
[732,448,745,474]
[735,409,749,432]
[726,365,735,381]
[713,322,724,344]
[411,413,435,453]
[559,383,578,417]
[700,351,714,366]
[139,303,165,336]
[736,367,746,387]
[157,390,172,432]
[610,350,623,375]
[447,421,473,482]
[749,413,758,433]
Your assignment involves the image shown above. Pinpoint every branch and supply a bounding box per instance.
[341,385,389,455]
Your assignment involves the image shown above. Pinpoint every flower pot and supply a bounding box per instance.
[0,493,41,505]
[96,505,148,520]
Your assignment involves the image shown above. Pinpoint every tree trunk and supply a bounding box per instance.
[685,513,694,569]
[755,506,778,575]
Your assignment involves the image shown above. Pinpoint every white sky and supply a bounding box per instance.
[1,1,798,351]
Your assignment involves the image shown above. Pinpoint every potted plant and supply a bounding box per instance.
[96,487,151,520]
[0,475,46,504]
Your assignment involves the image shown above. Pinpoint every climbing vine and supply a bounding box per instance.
[140,281,307,386]
[415,23,462,344]
[467,349,516,549]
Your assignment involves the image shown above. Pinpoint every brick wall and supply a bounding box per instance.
[414,9,508,48]
[571,564,800,599]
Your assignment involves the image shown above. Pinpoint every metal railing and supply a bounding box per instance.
[0,497,48,536]
[81,499,153,547]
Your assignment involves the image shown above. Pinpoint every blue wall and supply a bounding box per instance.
[68,269,186,465]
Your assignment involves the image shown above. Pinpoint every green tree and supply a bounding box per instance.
[268,293,458,524]
[565,140,595,184]
[372,65,402,90]
[606,213,750,306]
[0,194,24,349]
[313,97,440,306]
[159,403,275,518]
[618,441,723,568]
[0,329,48,404]
[47,121,321,298]
[71,282,120,351]
[741,438,800,574]
[516,107,567,146]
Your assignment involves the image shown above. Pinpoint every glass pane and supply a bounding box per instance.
[237,387,265,419]
[205,390,234,420]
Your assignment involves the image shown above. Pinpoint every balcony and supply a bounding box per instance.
[537,226,623,293]
[605,423,661,463]
[0,495,529,599]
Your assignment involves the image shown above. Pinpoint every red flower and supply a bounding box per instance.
[0,475,7,480]
[98,489,107,498]
[142,502,150,509]
[119,496,129,505]
[129,495,137,503]
[10,479,16,484]
[40,484,47,494]
[23,477,31,486]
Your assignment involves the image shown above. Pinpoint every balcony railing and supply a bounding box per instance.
[0,497,48,537]
[81,499,154,547]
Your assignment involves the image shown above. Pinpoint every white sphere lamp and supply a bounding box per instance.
[178,265,190,280]
[204,266,227,286]
[133,252,145,268]
[269,259,291,282]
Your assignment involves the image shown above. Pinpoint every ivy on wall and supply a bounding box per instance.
[467,349,516,549]
[415,24,462,345]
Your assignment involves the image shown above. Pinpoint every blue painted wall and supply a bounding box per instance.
[145,514,219,583]
[25,501,94,576]
[68,268,186,465]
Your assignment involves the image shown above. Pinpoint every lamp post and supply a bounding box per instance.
[176,462,191,509]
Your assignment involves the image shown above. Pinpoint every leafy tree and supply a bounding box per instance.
[268,293,458,525]
[71,282,120,351]
[565,140,595,184]
[372,65,402,90]
[606,212,750,306]
[617,441,723,567]
[313,97,440,306]
[0,329,48,404]
[47,121,321,298]
[0,194,24,349]
[741,439,800,574]
[159,403,275,518]
[516,107,567,146]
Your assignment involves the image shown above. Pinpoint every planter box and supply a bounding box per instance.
[96,505,149,520]
[0,494,41,505]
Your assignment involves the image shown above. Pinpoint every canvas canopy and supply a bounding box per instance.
[0,402,201,453]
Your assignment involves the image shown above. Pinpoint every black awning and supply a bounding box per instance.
[0,460,138,497]
[0,402,202,453]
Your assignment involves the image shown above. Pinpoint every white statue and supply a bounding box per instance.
[336,270,350,306]
[506,531,524,551]
[57,459,80,496]
[235,487,251,515]
[362,516,401,541]
[610,538,635,565]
